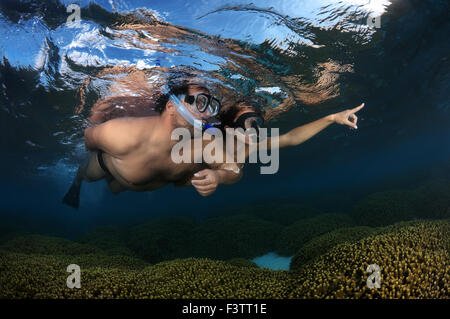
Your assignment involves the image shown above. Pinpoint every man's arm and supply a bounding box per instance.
[277,114,336,148]
[253,103,365,152]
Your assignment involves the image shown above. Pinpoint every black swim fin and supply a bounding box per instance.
[62,173,82,209]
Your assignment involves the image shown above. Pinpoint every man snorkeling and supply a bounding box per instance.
[62,82,242,209]
[63,77,364,209]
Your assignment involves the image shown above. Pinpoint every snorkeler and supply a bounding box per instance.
[63,78,364,209]
[62,82,242,209]
[231,100,364,154]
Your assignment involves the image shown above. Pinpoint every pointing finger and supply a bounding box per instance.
[351,103,365,113]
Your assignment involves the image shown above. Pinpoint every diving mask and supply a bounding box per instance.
[233,111,264,130]
[233,111,265,143]
[169,94,221,131]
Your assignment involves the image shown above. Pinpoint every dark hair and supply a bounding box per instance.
[153,76,209,114]
[219,96,264,126]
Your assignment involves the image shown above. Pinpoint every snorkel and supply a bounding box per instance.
[169,94,221,132]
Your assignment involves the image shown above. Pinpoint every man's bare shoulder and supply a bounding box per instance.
[105,115,159,126]
[102,116,159,134]
[90,116,160,155]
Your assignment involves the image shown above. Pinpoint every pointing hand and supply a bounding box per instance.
[332,103,365,129]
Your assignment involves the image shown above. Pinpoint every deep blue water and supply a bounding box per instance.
[0,0,449,239]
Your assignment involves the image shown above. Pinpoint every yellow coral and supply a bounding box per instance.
[0,220,447,299]
[276,213,354,255]
[290,226,375,271]
[289,220,449,298]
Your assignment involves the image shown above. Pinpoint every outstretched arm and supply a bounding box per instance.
[262,103,365,150]
[277,114,335,148]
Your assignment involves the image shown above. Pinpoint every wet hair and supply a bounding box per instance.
[219,96,264,127]
[153,76,209,114]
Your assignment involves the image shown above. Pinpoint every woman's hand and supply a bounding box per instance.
[191,169,219,197]
[331,103,365,129]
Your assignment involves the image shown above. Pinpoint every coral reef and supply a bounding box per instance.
[288,220,449,298]
[0,234,102,256]
[130,259,288,299]
[226,258,259,268]
[79,214,281,263]
[351,189,421,227]
[0,253,288,299]
[413,178,450,219]
[190,214,282,260]
[351,178,450,227]
[0,220,447,299]
[79,226,133,256]
[290,226,375,271]
[229,201,323,226]
[124,216,198,263]
[0,251,147,299]
[276,213,354,255]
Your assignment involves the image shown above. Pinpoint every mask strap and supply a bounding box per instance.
[234,112,264,129]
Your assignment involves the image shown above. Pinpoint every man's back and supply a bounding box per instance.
[85,116,199,191]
